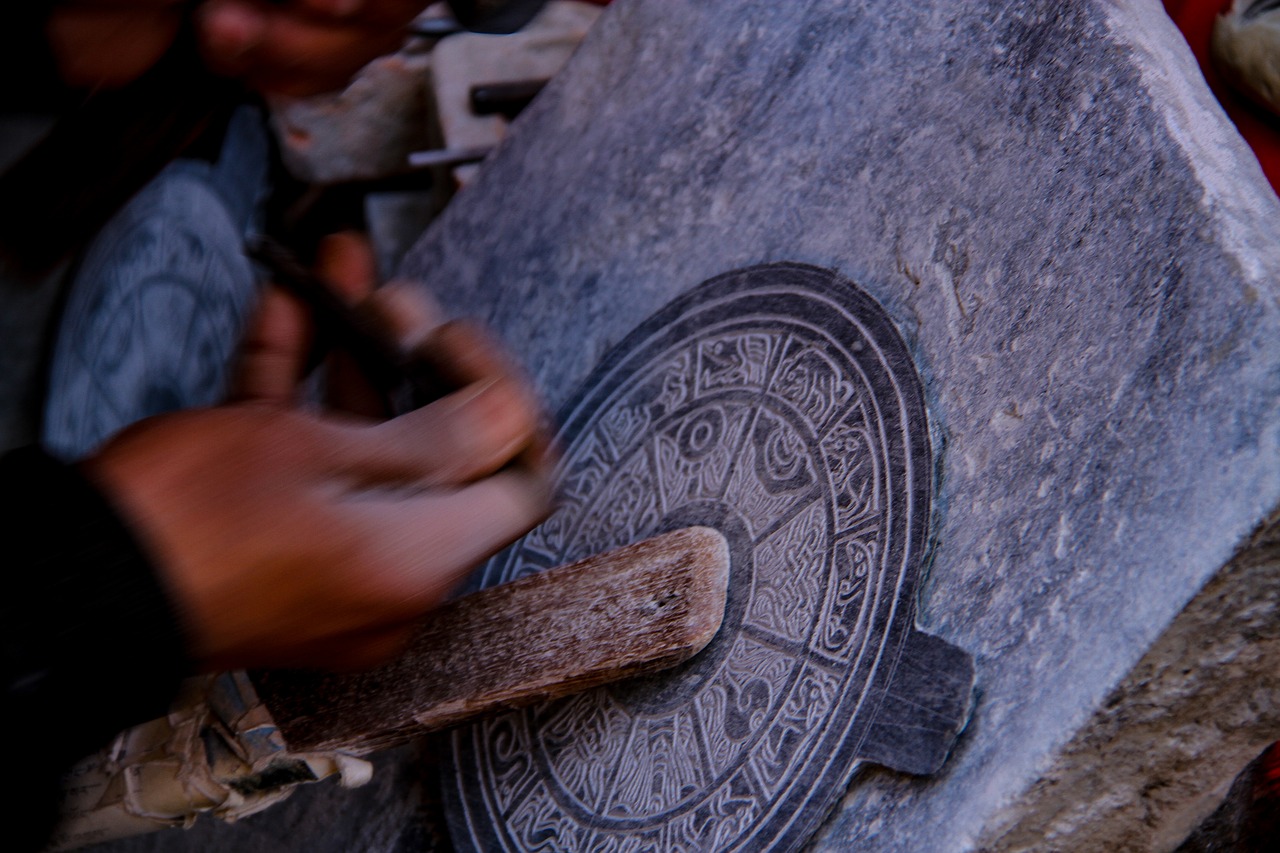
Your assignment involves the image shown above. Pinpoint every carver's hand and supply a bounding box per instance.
[83,234,553,672]
[47,1,427,95]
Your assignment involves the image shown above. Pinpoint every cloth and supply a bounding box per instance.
[42,105,268,460]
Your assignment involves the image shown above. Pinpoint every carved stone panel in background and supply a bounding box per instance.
[443,264,974,852]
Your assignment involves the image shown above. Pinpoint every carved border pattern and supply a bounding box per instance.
[445,264,932,852]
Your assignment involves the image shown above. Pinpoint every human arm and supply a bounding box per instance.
[4,235,553,845]
[88,231,554,672]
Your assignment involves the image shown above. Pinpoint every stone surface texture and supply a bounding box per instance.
[977,510,1280,851]
[442,266,973,852]
[396,0,1280,850]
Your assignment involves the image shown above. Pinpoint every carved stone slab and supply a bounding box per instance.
[74,1,1280,850]
[442,264,973,852]
[396,2,1280,850]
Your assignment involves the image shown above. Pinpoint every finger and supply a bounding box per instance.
[314,235,446,415]
[332,281,443,413]
[314,232,385,414]
[321,377,544,485]
[516,426,560,479]
[357,281,444,353]
[417,318,552,468]
[325,350,388,418]
[312,233,447,343]
[415,320,526,391]
[413,321,554,466]
[315,231,378,301]
[230,286,313,404]
[346,468,553,608]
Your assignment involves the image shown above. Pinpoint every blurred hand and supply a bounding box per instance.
[47,1,428,95]
[83,234,554,671]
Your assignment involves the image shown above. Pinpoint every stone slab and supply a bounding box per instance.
[396,0,1280,849]
[977,513,1280,851]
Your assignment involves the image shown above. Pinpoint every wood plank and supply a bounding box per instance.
[251,526,730,754]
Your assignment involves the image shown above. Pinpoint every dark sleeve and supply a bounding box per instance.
[1,446,190,851]
[0,2,76,113]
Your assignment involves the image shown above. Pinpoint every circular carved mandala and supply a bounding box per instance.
[444,264,935,852]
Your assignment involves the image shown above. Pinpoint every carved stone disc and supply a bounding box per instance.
[443,263,971,852]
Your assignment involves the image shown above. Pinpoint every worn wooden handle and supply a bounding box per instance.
[251,526,731,753]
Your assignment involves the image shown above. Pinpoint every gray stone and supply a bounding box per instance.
[977,515,1280,851]
[396,0,1280,849]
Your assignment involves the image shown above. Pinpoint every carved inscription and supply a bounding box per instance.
[445,264,933,852]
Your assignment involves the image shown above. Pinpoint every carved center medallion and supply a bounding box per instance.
[443,264,968,852]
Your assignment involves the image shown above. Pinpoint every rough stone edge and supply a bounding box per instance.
[968,9,1280,848]
[1105,0,1280,283]
[806,5,1280,849]
[975,506,1280,853]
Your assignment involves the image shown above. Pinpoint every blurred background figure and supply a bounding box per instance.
[1,3,564,849]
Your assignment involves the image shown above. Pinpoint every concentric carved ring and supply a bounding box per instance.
[444,264,956,852]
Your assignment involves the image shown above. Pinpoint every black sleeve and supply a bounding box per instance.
[1,446,190,851]
[0,2,77,113]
